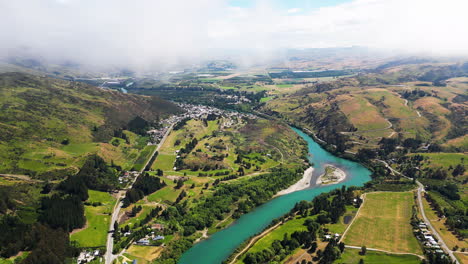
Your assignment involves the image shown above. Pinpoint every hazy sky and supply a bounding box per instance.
[1,0,467,69]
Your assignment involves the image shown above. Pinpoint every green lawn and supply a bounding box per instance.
[260,96,274,103]
[343,192,422,255]
[87,190,115,204]
[71,190,116,248]
[336,248,421,264]
[152,154,176,171]
[147,186,181,203]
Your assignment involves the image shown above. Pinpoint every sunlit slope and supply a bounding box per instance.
[0,72,180,177]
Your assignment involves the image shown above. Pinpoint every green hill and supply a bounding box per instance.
[0,72,181,178]
[261,63,468,153]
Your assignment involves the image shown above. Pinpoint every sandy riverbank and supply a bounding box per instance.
[316,164,346,185]
[275,167,314,196]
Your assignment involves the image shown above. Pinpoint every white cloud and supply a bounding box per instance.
[1,0,467,70]
[287,8,302,14]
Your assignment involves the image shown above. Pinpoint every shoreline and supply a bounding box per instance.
[275,167,314,196]
[316,164,346,185]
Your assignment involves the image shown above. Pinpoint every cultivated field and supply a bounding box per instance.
[342,192,422,255]
[125,245,163,264]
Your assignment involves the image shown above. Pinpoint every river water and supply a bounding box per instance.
[179,127,372,264]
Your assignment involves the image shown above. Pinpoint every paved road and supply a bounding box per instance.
[345,245,425,259]
[104,124,174,264]
[416,182,459,264]
[104,191,125,264]
[376,159,459,264]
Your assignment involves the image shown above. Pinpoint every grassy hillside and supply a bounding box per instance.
[262,63,467,153]
[151,117,306,177]
[0,72,181,178]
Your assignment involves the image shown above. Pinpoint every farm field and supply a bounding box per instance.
[335,247,421,264]
[454,252,468,264]
[124,245,163,264]
[342,192,422,255]
[70,190,116,248]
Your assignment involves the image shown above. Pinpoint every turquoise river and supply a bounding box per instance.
[179,127,372,264]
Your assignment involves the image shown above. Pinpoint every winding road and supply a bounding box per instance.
[104,124,174,264]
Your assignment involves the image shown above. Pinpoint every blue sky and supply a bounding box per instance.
[229,0,352,12]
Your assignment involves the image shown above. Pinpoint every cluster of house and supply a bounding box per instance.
[174,103,256,121]
[415,222,446,256]
[135,223,166,246]
[119,171,140,185]
[147,124,172,146]
[323,233,341,241]
[216,94,252,104]
[147,103,256,145]
[77,250,100,264]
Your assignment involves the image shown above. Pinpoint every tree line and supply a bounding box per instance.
[242,186,357,264]
[122,173,166,207]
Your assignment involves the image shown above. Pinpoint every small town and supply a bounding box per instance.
[147,102,257,145]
